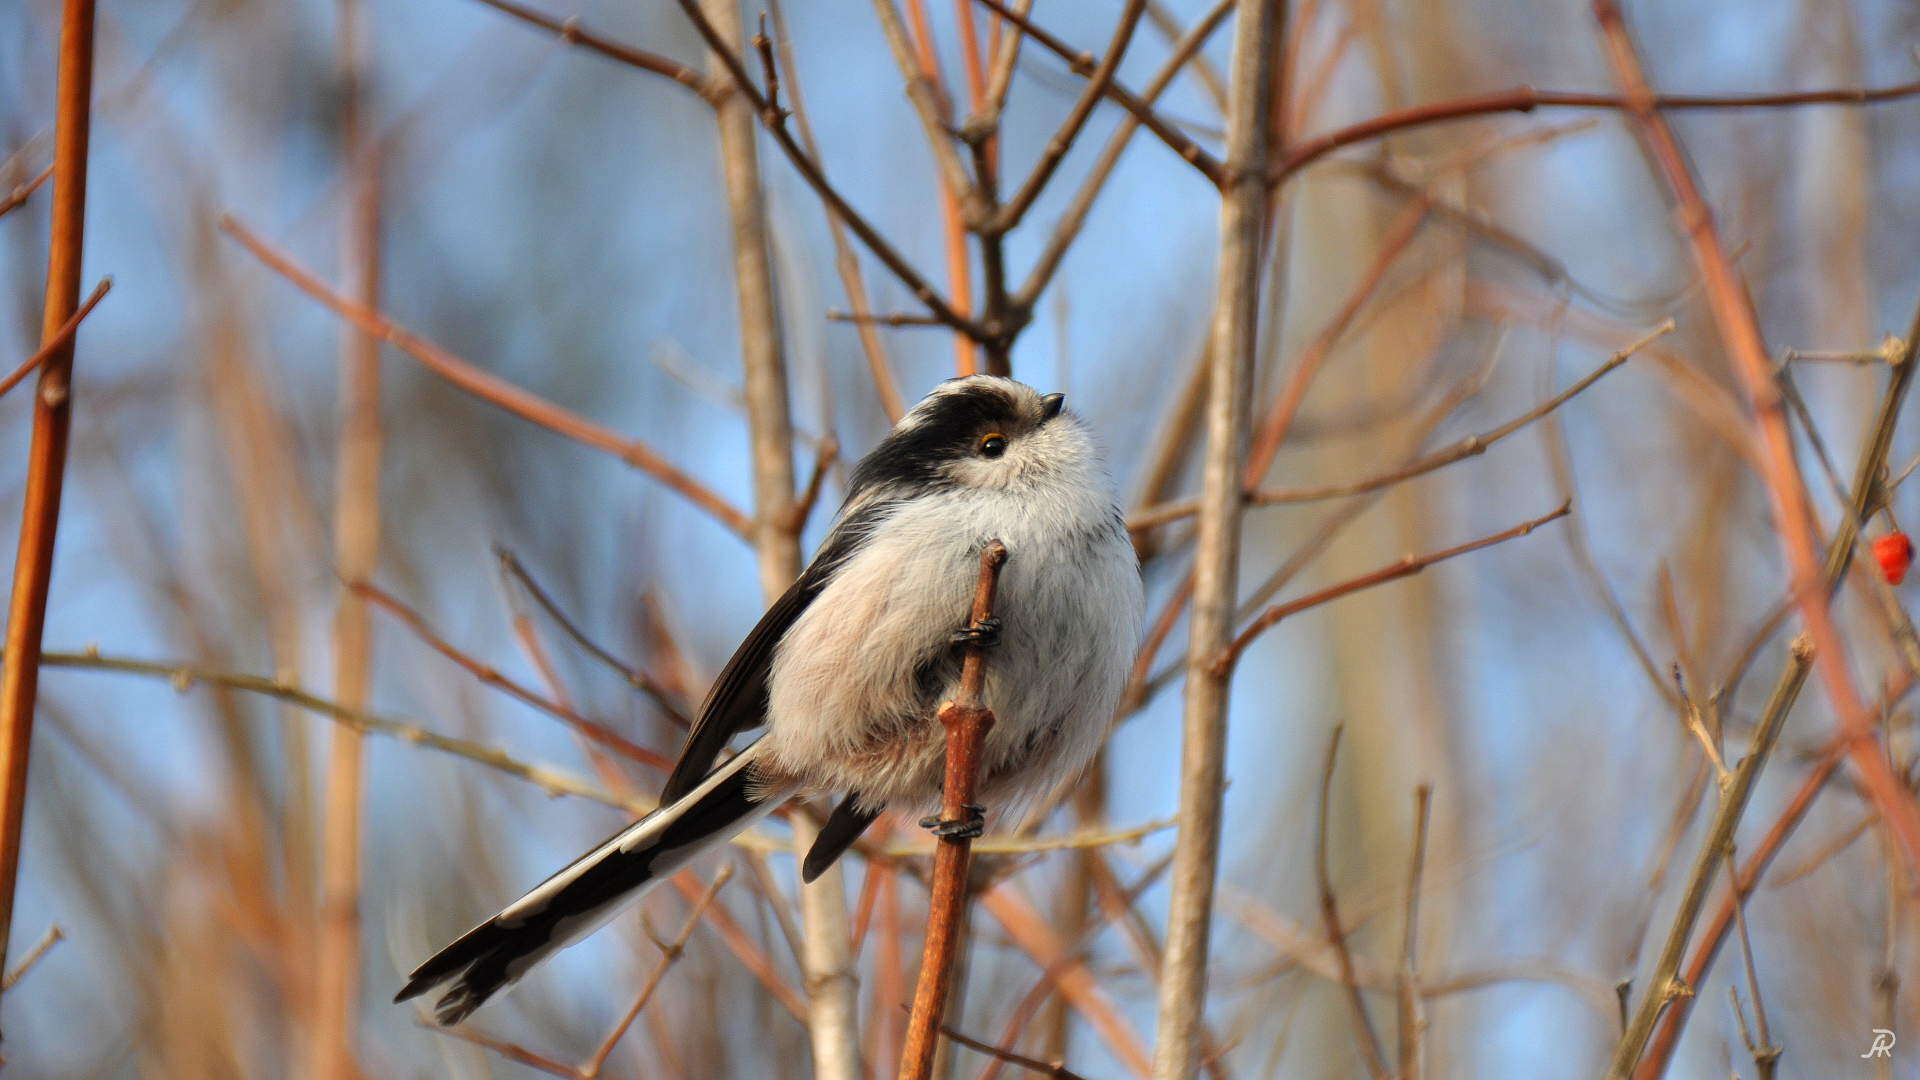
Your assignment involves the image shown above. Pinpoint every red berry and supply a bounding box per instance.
[1872,532,1913,585]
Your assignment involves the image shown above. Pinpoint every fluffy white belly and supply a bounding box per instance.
[759,489,1141,814]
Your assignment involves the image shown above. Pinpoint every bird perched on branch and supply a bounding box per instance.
[396,375,1144,1024]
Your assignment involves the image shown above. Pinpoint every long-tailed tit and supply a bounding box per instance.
[396,375,1144,1024]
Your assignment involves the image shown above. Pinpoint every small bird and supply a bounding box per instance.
[395,375,1144,1024]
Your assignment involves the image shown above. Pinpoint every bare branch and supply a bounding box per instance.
[219,215,754,536]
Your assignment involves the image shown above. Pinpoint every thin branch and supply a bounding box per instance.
[353,581,674,771]
[0,0,95,978]
[580,865,735,1078]
[674,0,986,338]
[1315,726,1391,1080]
[493,547,692,726]
[1246,321,1669,505]
[426,1021,586,1079]
[938,1020,1089,1080]
[1215,501,1571,674]
[990,0,1148,234]
[1014,0,1236,312]
[465,0,719,101]
[1723,851,1779,1079]
[0,276,111,400]
[899,540,1008,1080]
[970,0,1225,184]
[0,923,64,990]
[827,311,953,327]
[218,215,753,536]
[0,163,54,219]
[1271,77,1920,183]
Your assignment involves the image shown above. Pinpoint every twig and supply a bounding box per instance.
[426,1021,586,1079]
[674,0,986,338]
[1128,318,1666,533]
[1397,785,1433,1080]
[1215,501,1571,673]
[0,0,95,980]
[937,1019,1089,1080]
[1723,850,1778,1079]
[0,924,64,990]
[580,866,734,1077]
[969,0,1225,184]
[1591,0,1920,889]
[1150,5,1280,1074]
[465,0,719,101]
[1247,321,1669,505]
[898,540,1008,1080]
[493,547,692,726]
[1014,0,1236,313]
[0,277,111,400]
[218,215,754,536]
[1270,77,1920,183]
[0,163,54,219]
[990,0,1147,234]
[826,311,952,327]
[353,581,674,771]
[37,649,652,811]
[1315,726,1390,1080]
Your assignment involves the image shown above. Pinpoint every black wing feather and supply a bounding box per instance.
[803,794,882,883]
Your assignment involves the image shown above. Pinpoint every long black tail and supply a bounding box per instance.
[395,743,792,1024]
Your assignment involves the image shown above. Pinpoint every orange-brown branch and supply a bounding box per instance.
[0,0,95,983]
[898,540,1007,1080]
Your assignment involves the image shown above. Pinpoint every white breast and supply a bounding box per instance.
[761,479,1143,814]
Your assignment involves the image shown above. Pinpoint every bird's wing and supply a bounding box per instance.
[658,497,894,802]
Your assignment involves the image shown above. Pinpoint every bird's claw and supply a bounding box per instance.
[919,804,986,838]
[949,616,1002,649]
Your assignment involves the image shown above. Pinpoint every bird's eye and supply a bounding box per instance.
[979,433,1007,459]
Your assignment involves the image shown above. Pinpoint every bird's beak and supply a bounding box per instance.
[1040,392,1065,421]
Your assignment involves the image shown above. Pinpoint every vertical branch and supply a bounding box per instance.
[898,540,1008,1080]
[0,0,95,985]
[1149,3,1282,1076]
[705,4,861,1078]
[313,1,383,1074]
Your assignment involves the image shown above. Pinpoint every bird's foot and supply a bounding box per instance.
[949,616,1002,649]
[919,804,986,839]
